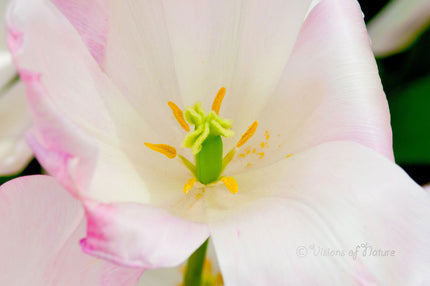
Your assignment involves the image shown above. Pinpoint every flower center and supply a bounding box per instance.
[144,87,258,195]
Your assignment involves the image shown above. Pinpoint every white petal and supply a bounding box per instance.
[8,0,190,204]
[0,51,16,87]
[100,0,313,136]
[0,81,32,175]
[368,0,430,57]
[225,0,392,174]
[210,142,430,285]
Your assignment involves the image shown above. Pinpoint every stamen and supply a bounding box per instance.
[221,177,239,194]
[183,178,197,194]
[211,87,226,115]
[168,101,190,132]
[144,143,177,159]
[236,121,259,148]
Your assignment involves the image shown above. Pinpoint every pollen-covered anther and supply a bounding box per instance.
[184,178,197,194]
[168,101,190,132]
[144,143,177,159]
[236,121,259,148]
[211,87,226,115]
[221,177,239,194]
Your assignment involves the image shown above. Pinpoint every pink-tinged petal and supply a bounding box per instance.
[21,70,97,195]
[0,175,143,285]
[7,0,118,141]
[368,0,430,57]
[226,0,393,174]
[7,0,188,203]
[210,142,430,285]
[80,200,209,269]
[0,81,32,175]
[50,0,109,67]
[424,184,430,193]
[62,0,314,138]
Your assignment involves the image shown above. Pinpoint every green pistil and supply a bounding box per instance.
[183,102,234,184]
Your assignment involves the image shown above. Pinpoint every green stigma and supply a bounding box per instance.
[183,102,234,184]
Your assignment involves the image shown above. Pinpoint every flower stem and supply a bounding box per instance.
[183,239,209,286]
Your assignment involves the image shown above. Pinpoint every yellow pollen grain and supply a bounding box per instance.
[168,101,190,132]
[252,148,256,153]
[246,149,250,155]
[144,143,177,159]
[239,153,246,158]
[266,134,270,140]
[258,152,265,159]
[211,87,226,115]
[285,154,293,158]
[237,121,259,148]
[260,142,265,148]
[246,163,252,167]
[183,178,197,194]
[221,177,239,194]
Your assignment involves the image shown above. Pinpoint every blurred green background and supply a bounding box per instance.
[361,0,430,185]
[1,0,429,185]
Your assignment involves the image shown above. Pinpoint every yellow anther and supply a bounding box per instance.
[236,121,259,148]
[183,178,197,194]
[285,154,293,158]
[221,177,239,194]
[211,87,226,115]
[168,101,190,132]
[144,143,177,159]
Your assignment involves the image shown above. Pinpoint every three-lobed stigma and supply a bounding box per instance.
[145,87,258,195]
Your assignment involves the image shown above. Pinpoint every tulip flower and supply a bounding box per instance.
[367,0,430,57]
[0,0,32,175]
[6,0,430,284]
[0,175,143,285]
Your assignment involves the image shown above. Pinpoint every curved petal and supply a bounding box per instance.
[99,0,313,126]
[50,0,109,67]
[0,81,32,175]
[7,0,190,204]
[0,175,143,285]
[52,0,315,140]
[225,0,392,175]
[367,0,430,57]
[80,199,209,269]
[210,142,430,285]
